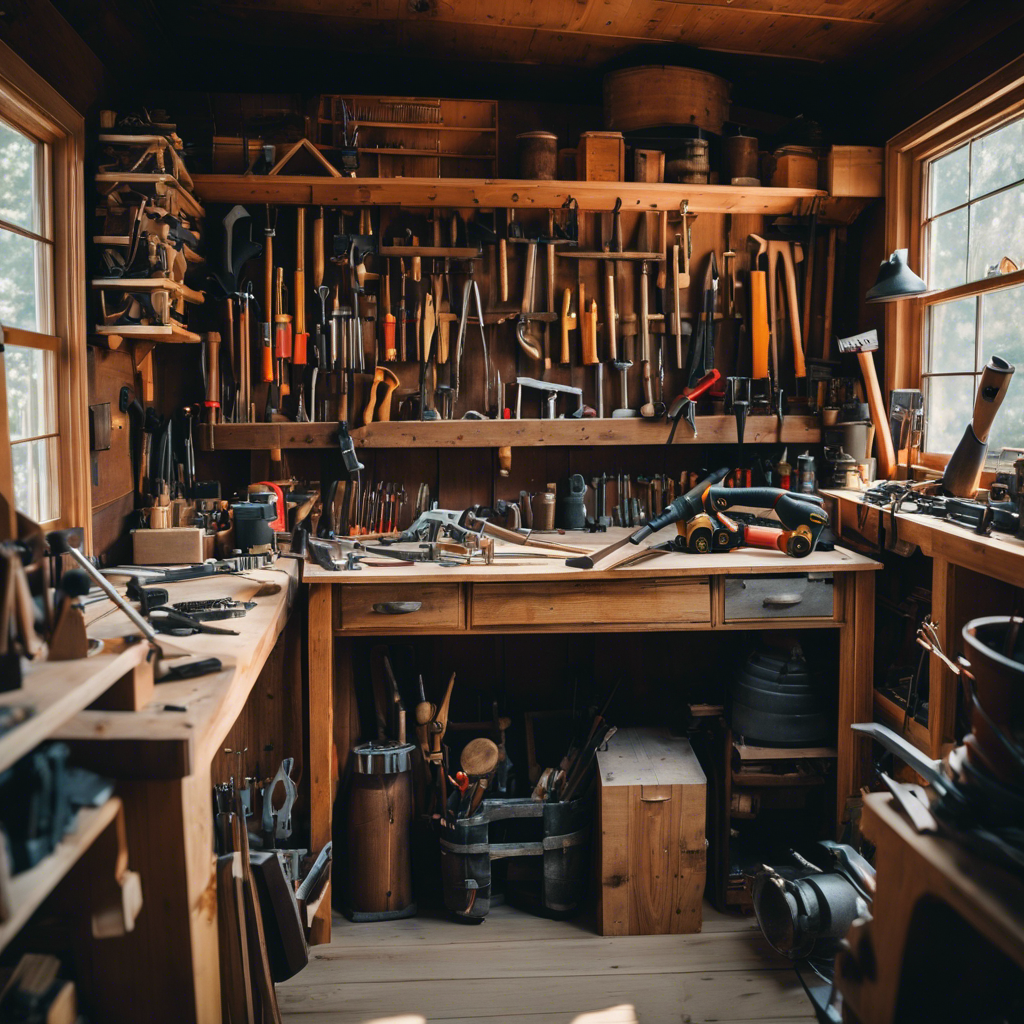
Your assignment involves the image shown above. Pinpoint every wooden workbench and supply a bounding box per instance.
[52,561,299,1024]
[305,531,880,943]
[822,488,1024,759]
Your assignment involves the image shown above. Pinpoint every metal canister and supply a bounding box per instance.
[559,474,588,530]
[722,133,759,184]
[344,740,416,922]
[797,453,816,494]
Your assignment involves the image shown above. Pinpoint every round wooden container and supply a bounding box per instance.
[603,66,731,135]
[722,134,760,184]
[666,138,709,184]
[345,741,416,921]
[517,131,558,179]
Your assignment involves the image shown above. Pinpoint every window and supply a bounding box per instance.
[885,57,1024,464]
[921,115,1024,454]
[0,39,89,542]
[2,116,60,522]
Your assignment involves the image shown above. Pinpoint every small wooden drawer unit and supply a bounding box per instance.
[336,583,463,632]
[722,572,834,622]
[596,728,707,936]
[470,577,711,630]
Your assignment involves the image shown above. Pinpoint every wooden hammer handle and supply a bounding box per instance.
[857,349,896,480]
[294,206,306,334]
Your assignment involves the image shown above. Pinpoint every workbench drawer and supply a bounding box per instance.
[337,583,463,632]
[471,578,710,629]
[722,573,834,621]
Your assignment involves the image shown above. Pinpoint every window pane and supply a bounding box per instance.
[11,436,58,522]
[926,208,968,291]
[925,297,976,374]
[0,118,40,233]
[924,374,976,454]
[5,344,56,441]
[967,183,1024,283]
[971,117,1024,200]
[929,144,969,217]
[0,227,52,332]
[980,284,1024,371]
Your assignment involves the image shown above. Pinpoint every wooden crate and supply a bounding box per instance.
[828,145,884,198]
[596,727,706,935]
[577,131,625,182]
[131,527,205,565]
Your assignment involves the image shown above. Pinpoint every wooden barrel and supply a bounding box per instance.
[722,134,760,184]
[666,138,710,184]
[517,131,558,179]
[344,741,416,921]
[604,66,731,135]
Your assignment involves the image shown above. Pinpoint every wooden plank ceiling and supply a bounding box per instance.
[176,0,970,67]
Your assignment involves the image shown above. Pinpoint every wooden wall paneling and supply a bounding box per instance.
[88,346,135,509]
[437,447,492,510]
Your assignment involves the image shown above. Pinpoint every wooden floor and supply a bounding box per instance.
[278,902,816,1023]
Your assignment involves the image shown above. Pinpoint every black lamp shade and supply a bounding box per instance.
[866,248,928,303]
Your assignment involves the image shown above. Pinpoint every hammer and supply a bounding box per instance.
[835,329,896,480]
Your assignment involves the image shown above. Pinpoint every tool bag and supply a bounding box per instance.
[439,797,589,920]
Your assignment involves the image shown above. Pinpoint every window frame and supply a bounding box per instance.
[0,38,90,548]
[885,55,1024,470]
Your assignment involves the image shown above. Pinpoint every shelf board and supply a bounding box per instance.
[199,415,819,451]
[735,743,838,761]
[190,174,825,214]
[94,322,201,343]
[0,643,149,776]
[95,172,205,219]
[0,798,122,953]
[349,122,497,132]
[872,690,931,752]
[359,148,495,159]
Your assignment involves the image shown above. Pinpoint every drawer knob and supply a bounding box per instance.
[763,593,803,608]
[372,601,423,615]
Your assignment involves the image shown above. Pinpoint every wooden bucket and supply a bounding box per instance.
[604,66,731,135]
[517,131,558,179]
[722,134,760,184]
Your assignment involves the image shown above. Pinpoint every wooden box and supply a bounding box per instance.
[577,131,625,182]
[131,527,205,565]
[827,145,884,198]
[596,727,706,935]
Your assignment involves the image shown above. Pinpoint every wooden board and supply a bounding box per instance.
[0,643,149,775]
[200,416,822,450]
[191,174,824,215]
[596,728,706,936]
[53,562,298,776]
[0,797,121,953]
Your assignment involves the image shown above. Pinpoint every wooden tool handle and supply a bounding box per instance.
[261,326,273,383]
[313,207,324,289]
[294,207,306,334]
[560,288,572,365]
[973,356,1015,442]
[203,332,221,418]
[499,238,508,302]
[781,245,806,378]
[656,211,667,289]
[605,270,617,361]
[264,227,273,322]
[639,266,650,362]
[363,367,383,426]
[586,300,599,365]
[423,292,435,364]
[378,369,399,422]
[680,224,690,287]
[293,332,307,365]
[438,314,450,364]
[411,238,421,283]
[857,349,896,480]
[522,242,537,314]
[546,242,555,313]
[384,314,397,361]
[749,270,770,379]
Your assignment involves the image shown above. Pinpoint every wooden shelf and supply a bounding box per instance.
[359,148,495,159]
[0,643,149,776]
[0,798,122,953]
[94,322,201,343]
[872,690,931,752]
[198,415,819,451]
[735,743,838,761]
[350,122,497,132]
[190,174,825,214]
[95,173,204,219]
